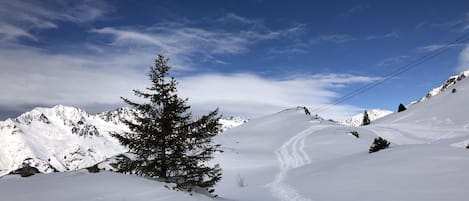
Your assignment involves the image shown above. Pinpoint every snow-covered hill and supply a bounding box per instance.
[341,109,393,126]
[212,75,469,201]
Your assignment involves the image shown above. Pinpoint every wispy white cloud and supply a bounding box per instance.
[377,55,408,67]
[455,45,469,72]
[426,12,469,32]
[178,73,380,120]
[417,43,467,52]
[216,13,261,26]
[366,31,400,40]
[310,34,355,44]
[338,4,370,19]
[90,21,307,69]
[0,44,379,120]
[0,47,148,110]
[0,0,110,42]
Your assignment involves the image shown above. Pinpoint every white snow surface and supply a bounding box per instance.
[341,109,393,126]
[1,71,469,200]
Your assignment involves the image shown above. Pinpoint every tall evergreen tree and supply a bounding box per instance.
[112,54,222,194]
[362,110,371,126]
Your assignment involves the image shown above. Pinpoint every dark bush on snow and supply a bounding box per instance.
[11,164,40,177]
[369,137,390,153]
[86,164,101,173]
[398,104,406,112]
[349,131,360,138]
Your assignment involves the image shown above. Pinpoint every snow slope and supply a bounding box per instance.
[371,73,469,145]
[341,109,393,126]
[0,171,213,201]
[214,74,469,201]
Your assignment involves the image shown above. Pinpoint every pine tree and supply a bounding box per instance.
[398,103,406,112]
[362,110,371,126]
[112,54,222,194]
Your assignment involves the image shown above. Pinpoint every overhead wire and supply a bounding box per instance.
[311,32,469,114]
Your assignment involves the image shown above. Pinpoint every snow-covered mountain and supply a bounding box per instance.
[341,109,393,126]
[0,105,246,176]
[0,105,127,176]
[414,69,469,104]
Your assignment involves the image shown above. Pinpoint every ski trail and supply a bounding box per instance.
[268,126,323,201]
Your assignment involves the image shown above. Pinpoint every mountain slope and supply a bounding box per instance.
[0,105,247,176]
[414,69,469,103]
[0,105,127,176]
[341,109,393,126]
[372,73,469,145]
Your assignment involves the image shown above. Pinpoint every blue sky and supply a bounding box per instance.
[1,0,469,120]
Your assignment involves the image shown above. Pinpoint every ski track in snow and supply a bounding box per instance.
[464,123,469,130]
[268,126,324,201]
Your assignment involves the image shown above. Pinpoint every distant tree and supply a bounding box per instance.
[112,54,222,195]
[349,131,360,138]
[369,137,391,153]
[398,103,407,112]
[362,110,371,126]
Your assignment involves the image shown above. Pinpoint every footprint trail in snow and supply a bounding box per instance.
[268,126,324,201]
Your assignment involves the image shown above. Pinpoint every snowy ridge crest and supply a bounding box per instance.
[415,69,469,104]
[341,109,393,127]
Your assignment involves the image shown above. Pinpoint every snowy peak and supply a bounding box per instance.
[341,109,393,126]
[0,105,127,176]
[415,69,469,103]
[97,107,135,125]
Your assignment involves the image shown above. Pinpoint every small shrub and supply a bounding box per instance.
[466,144,469,149]
[398,104,406,112]
[86,164,101,173]
[11,164,40,177]
[302,106,311,115]
[369,137,390,153]
[349,131,360,138]
[452,88,457,93]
